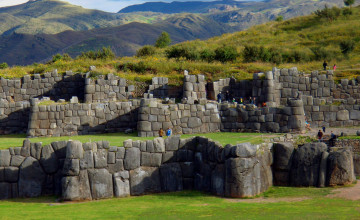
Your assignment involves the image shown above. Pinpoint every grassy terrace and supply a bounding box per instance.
[0,132,276,150]
[0,186,359,219]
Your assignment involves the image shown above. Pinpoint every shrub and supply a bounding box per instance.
[200,49,216,62]
[243,45,260,62]
[51,54,63,63]
[0,62,8,69]
[269,48,283,65]
[214,46,238,63]
[311,47,334,61]
[344,0,355,7]
[165,45,200,61]
[155,32,171,48]
[136,45,156,57]
[339,39,355,55]
[275,15,284,22]
[78,47,115,60]
[314,5,341,22]
[342,7,353,16]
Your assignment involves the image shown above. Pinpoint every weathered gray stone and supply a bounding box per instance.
[211,164,225,196]
[51,141,68,158]
[0,182,11,200]
[290,143,327,187]
[130,167,161,196]
[88,169,113,200]
[31,143,42,160]
[113,171,130,198]
[10,155,25,167]
[94,149,107,168]
[80,151,94,169]
[124,148,140,170]
[159,163,183,192]
[327,149,355,186]
[19,157,46,197]
[40,145,59,174]
[188,117,202,128]
[62,170,92,201]
[4,167,19,182]
[273,142,294,186]
[318,151,329,188]
[63,159,80,176]
[165,135,180,151]
[0,150,11,167]
[337,110,349,121]
[20,139,31,157]
[66,141,83,159]
[231,143,257,158]
[153,137,165,153]
[141,152,162,167]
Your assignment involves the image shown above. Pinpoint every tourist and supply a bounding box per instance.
[240,97,243,104]
[225,91,230,101]
[305,121,311,131]
[262,102,267,107]
[322,126,326,133]
[166,127,172,137]
[329,131,337,146]
[217,92,222,103]
[232,98,236,104]
[249,97,253,104]
[333,64,337,71]
[317,130,323,142]
[159,128,165,137]
[253,97,256,105]
[323,61,327,70]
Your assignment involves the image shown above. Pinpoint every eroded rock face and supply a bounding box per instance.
[272,142,294,186]
[129,167,161,196]
[327,149,355,186]
[18,157,46,198]
[289,143,327,187]
[159,163,183,192]
[88,169,113,200]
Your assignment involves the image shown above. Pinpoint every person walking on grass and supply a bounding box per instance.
[323,61,328,71]
[166,127,172,137]
[159,128,165,137]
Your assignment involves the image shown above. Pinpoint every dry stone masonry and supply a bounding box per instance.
[0,138,354,201]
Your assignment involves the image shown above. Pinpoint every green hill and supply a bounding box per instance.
[1,4,359,84]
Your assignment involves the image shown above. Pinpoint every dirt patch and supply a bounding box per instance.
[225,197,310,203]
[327,181,360,201]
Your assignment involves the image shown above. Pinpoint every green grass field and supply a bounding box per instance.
[0,187,359,219]
[0,132,275,150]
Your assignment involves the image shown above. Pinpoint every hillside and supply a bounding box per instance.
[0,14,231,66]
[0,0,168,36]
[1,5,360,85]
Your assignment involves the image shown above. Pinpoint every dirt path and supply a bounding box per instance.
[327,181,360,201]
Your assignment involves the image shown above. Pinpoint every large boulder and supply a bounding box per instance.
[272,142,294,186]
[159,163,183,192]
[211,164,225,196]
[113,171,130,198]
[289,143,327,187]
[18,157,46,197]
[0,150,11,167]
[40,145,59,174]
[327,149,355,186]
[62,170,92,201]
[124,148,140,170]
[129,167,161,196]
[165,136,180,151]
[0,182,11,200]
[66,141,83,159]
[88,169,113,200]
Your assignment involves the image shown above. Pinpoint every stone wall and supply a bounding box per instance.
[27,101,140,137]
[335,139,360,177]
[0,137,273,200]
[0,99,30,134]
[84,74,132,103]
[0,70,85,102]
[272,142,355,187]
[183,75,206,101]
[0,138,355,201]
[137,98,305,137]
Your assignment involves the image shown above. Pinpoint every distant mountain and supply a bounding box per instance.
[0,14,232,65]
[0,0,167,36]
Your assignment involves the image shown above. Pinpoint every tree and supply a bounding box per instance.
[0,62,8,69]
[214,46,238,63]
[314,5,341,22]
[136,45,156,57]
[344,0,355,8]
[155,32,171,48]
[275,16,284,22]
[340,39,355,56]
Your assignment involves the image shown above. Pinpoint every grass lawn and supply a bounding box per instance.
[0,132,278,150]
[0,187,359,219]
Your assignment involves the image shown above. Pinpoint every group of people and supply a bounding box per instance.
[323,61,337,71]
[159,127,172,137]
[217,93,266,107]
[317,127,337,146]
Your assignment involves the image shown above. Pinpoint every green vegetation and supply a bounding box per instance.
[136,45,156,57]
[0,187,359,219]
[155,32,171,48]
[339,135,360,140]
[1,5,360,83]
[0,62,8,69]
[0,132,276,150]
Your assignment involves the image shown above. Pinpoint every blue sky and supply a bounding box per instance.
[0,0,230,12]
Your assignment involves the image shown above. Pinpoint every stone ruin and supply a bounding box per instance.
[0,137,355,201]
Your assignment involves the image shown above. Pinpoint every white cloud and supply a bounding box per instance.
[0,0,28,7]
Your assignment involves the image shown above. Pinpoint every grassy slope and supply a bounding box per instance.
[0,132,270,150]
[1,6,360,82]
[0,188,359,219]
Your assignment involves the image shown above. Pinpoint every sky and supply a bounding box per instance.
[0,0,219,12]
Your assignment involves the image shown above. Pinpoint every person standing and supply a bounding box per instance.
[322,126,326,133]
[217,92,222,103]
[166,127,172,137]
[323,61,328,70]
[317,130,323,142]
[333,64,337,71]
[159,128,165,137]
